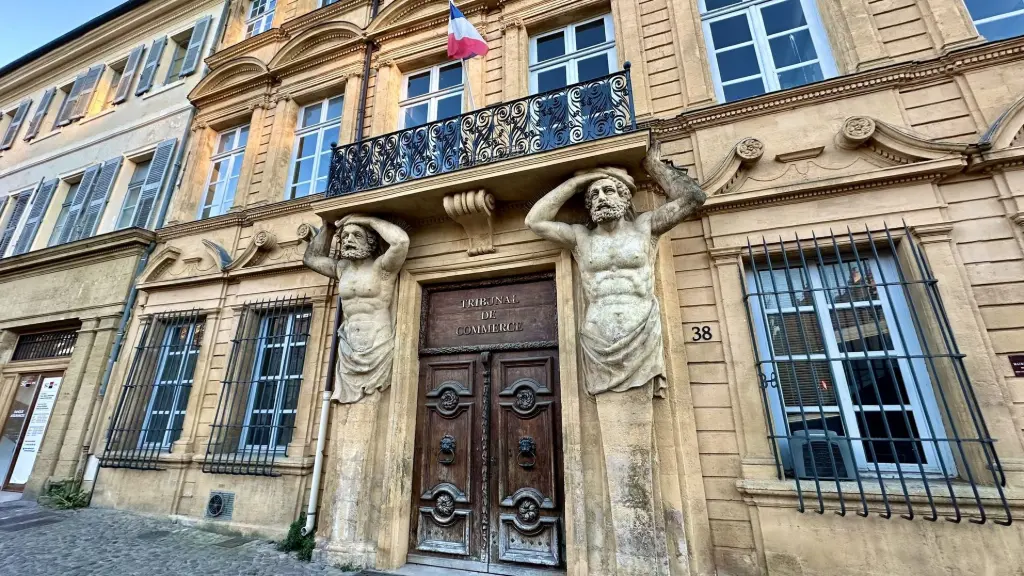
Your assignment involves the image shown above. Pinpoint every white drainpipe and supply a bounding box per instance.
[301,389,332,536]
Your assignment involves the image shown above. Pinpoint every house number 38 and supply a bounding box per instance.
[692,326,713,341]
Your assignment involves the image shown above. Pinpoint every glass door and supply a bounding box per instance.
[1,374,49,491]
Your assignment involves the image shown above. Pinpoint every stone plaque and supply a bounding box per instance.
[421,276,557,350]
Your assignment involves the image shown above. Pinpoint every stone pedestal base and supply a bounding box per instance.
[317,393,382,570]
[595,382,669,576]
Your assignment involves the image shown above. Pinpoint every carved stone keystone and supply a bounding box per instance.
[443,189,497,256]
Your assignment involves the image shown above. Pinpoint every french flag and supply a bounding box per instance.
[447,0,489,60]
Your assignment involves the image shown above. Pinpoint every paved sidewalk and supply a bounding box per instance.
[0,499,361,576]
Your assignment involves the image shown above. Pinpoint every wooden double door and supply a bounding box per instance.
[410,349,565,574]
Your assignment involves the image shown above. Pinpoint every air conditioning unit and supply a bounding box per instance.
[789,430,855,480]
[206,490,235,520]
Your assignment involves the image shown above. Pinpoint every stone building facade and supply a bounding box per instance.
[75,0,1024,574]
[0,0,228,498]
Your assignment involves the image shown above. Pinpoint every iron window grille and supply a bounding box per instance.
[742,223,1011,525]
[100,310,205,470]
[327,65,637,197]
[11,329,78,361]
[203,296,311,476]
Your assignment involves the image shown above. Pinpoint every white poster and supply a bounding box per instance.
[8,376,62,486]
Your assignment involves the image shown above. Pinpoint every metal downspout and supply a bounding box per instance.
[88,0,231,493]
[300,0,380,539]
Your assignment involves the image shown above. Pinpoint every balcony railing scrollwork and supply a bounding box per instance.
[327,64,638,198]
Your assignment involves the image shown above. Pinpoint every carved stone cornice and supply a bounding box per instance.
[837,116,973,164]
[443,189,497,256]
[140,246,182,283]
[703,138,764,196]
[205,28,289,70]
[279,0,366,39]
[0,228,155,279]
[651,35,1024,135]
[1011,212,1024,230]
[909,222,955,244]
[157,196,324,242]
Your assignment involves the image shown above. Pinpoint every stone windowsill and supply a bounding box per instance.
[79,107,116,126]
[29,128,62,145]
[143,79,186,100]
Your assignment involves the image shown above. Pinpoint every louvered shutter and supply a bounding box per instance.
[113,45,145,105]
[23,87,55,141]
[13,179,59,255]
[0,193,30,257]
[53,166,100,246]
[69,65,105,121]
[74,157,123,240]
[1,100,32,150]
[133,139,176,229]
[135,37,167,96]
[179,16,212,78]
[54,72,87,127]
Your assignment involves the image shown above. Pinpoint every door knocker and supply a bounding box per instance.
[439,434,456,465]
[518,436,537,469]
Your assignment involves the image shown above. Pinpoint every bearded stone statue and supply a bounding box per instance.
[303,214,409,404]
[525,140,706,574]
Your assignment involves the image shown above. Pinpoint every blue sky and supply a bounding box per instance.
[0,0,125,68]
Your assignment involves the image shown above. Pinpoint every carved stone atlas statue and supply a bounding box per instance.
[302,214,410,404]
[526,139,707,575]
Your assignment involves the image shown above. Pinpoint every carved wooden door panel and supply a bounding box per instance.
[411,353,487,565]
[489,349,564,570]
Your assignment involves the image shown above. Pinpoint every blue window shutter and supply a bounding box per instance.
[13,179,59,255]
[179,16,213,78]
[0,99,32,150]
[135,37,167,96]
[54,166,100,246]
[75,157,124,240]
[133,139,177,229]
[0,192,30,257]
[23,87,55,141]
[113,45,146,105]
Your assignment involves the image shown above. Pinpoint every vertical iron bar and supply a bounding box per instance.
[623,62,637,130]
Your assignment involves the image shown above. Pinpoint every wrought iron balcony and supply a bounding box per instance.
[326,64,637,198]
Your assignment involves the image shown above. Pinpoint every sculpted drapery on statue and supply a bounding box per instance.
[525,140,707,398]
[303,214,410,404]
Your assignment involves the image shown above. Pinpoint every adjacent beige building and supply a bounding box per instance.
[0,0,227,499]
[23,0,1024,574]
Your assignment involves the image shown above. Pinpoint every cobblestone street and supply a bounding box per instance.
[0,498,362,576]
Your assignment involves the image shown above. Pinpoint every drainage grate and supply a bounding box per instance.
[206,491,235,520]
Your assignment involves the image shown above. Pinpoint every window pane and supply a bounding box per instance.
[577,53,610,82]
[821,262,879,303]
[537,67,568,92]
[965,0,1024,21]
[787,412,845,435]
[285,345,306,377]
[710,15,753,49]
[209,159,226,184]
[438,63,463,90]
[130,161,151,185]
[843,359,909,407]
[406,71,431,98]
[292,158,313,185]
[320,127,339,152]
[217,132,235,155]
[276,413,295,447]
[768,29,818,68]
[326,96,344,122]
[761,0,808,36]
[704,0,745,10]
[237,126,250,150]
[575,19,607,50]
[717,45,762,82]
[767,312,824,355]
[159,354,183,383]
[833,306,893,353]
[536,31,566,62]
[117,186,142,229]
[756,268,811,309]
[777,62,823,89]
[144,413,170,443]
[296,133,318,159]
[862,411,924,465]
[775,360,837,406]
[437,94,462,120]
[403,103,429,128]
[291,182,310,198]
[301,103,321,128]
[976,13,1024,41]
[247,413,272,446]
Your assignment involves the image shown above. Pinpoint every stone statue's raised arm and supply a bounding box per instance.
[303,219,340,278]
[340,215,409,274]
[641,140,707,237]
[525,172,604,248]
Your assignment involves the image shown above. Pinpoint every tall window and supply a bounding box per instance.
[748,252,952,476]
[529,15,617,94]
[200,125,248,219]
[102,60,126,111]
[241,308,310,450]
[965,0,1024,41]
[288,96,343,198]
[49,180,81,246]
[247,0,276,37]
[164,28,194,84]
[116,159,152,229]
[140,319,204,449]
[399,62,464,129]
[701,0,836,103]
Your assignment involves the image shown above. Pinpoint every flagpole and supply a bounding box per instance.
[463,57,475,110]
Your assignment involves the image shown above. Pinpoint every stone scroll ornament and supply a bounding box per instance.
[525,139,706,575]
[302,214,410,404]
